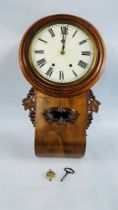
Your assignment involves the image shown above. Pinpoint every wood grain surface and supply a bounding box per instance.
[35,91,88,157]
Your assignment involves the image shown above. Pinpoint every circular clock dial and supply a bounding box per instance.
[29,23,98,84]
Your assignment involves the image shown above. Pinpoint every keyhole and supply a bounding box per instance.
[52,110,70,120]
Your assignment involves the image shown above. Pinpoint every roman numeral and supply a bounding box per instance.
[79,39,87,45]
[72,30,78,37]
[37,58,46,68]
[48,28,55,37]
[61,26,68,35]
[46,67,54,77]
[35,50,44,54]
[81,51,91,56]
[78,60,88,69]
[72,70,78,77]
[38,38,47,44]
[59,71,64,81]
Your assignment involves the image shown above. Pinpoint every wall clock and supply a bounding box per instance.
[19,14,106,157]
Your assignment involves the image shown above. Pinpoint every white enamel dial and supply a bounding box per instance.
[29,23,97,84]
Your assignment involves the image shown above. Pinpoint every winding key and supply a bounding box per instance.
[61,167,75,182]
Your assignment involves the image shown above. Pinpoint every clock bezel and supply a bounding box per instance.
[19,14,106,98]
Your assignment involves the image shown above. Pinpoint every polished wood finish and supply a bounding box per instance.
[19,14,106,98]
[35,91,88,157]
[22,88,101,157]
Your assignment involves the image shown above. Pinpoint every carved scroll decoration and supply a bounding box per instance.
[87,89,101,129]
[43,106,80,125]
[22,87,36,126]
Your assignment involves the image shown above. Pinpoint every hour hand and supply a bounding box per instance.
[61,36,65,54]
[61,36,65,44]
[60,26,68,54]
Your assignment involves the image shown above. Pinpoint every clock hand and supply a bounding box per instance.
[61,26,68,54]
[61,35,66,54]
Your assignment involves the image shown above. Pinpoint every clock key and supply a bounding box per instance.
[61,167,75,182]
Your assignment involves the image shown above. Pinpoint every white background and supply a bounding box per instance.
[0,0,118,210]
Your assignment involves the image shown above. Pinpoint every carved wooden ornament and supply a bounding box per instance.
[43,106,80,125]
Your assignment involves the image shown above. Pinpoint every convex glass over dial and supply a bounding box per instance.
[29,23,98,84]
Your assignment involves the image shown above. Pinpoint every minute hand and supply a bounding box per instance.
[61,36,66,54]
[61,31,67,54]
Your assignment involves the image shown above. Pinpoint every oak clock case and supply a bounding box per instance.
[19,14,106,157]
